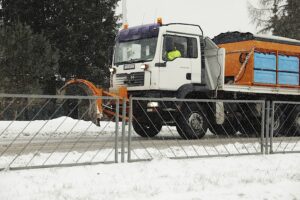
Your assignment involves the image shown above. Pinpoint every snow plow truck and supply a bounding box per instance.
[61,18,300,139]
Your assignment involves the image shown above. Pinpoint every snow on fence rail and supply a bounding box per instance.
[0,94,120,170]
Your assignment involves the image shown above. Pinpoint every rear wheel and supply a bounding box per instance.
[176,103,208,139]
[292,112,300,136]
[285,105,300,137]
[272,105,288,137]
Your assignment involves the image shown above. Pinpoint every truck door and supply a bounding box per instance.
[158,34,201,91]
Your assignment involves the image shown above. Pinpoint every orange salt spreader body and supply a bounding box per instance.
[213,32,300,88]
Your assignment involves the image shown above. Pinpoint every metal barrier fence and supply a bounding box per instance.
[1,94,299,170]
[270,101,300,154]
[127,98,266,162]
[0,94,120,170]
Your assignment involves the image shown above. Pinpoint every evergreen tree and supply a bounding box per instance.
[248,0,286,34]
[248,0,300,39]
[0,0,120,88]
[276,0,300,39]
[0,22,59,94]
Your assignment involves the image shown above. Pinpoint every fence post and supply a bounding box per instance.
[265,101,270,154]
[261,101,265,154]
[270,102,275,154]
[127,97,133,162]
[114,98,119,163]
[121,98,126,163]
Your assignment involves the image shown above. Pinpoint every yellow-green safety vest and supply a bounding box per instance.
[167,50,181,61]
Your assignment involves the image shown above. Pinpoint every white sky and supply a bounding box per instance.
[116,0,260,38]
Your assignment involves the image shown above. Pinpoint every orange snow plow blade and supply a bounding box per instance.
[60,79,129,123]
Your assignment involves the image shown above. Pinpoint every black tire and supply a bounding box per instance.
[176,103,208,140]
[272,105,289,137]
[132,119,162,138]
[285,105,300,137]
[291,111,300,136]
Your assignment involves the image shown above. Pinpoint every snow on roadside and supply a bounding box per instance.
[1,117,300,199]
[0,117,116,138]
[0,154,299,200]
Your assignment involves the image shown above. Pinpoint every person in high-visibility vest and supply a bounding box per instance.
[167,48,181,61]
[165,37,182,61]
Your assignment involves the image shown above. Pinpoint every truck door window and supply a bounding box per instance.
[188,38,198,58]
[163,35,198,61]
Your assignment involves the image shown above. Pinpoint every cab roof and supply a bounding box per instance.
[117,23,160,42]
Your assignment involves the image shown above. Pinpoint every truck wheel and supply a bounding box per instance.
[132,119,162,138]
[292,112,300,136]
[272,106,287,137]
[286,105,300,136]
[177,103,208,139]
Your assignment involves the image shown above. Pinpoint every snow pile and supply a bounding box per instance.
[0,117,117,138]
[0,154,299,200]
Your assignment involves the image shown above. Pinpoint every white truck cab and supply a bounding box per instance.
[110,21,223,98]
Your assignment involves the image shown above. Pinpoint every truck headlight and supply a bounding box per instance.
[109,68,116,74]
[147,102,159,112]
[140,64,149,70]
[147,102,159,108]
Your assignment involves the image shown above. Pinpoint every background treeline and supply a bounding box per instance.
[0,0,120,94]
[248,0,300,40]
[0,0,299,94]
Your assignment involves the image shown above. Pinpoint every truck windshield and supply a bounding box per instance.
[114,37,158,65]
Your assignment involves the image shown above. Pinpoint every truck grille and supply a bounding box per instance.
[115,72,145,87]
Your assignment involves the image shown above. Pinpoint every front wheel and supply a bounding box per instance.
[176,103,208,139]
[132,119,162,138]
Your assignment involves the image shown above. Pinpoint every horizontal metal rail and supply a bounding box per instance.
[0,93,117,100]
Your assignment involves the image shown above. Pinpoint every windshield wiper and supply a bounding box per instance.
[135,59,152,63]
[115,58,152,65]
[115,60,133,65]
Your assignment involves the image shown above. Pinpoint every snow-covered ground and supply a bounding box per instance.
[0,154,299,200]
[0,118,299,199]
